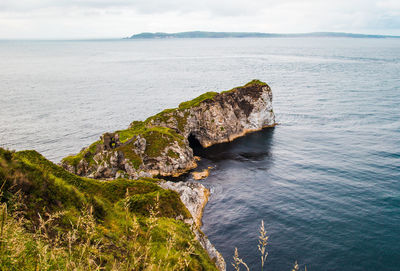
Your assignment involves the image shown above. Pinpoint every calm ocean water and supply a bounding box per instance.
[1,38,399,270]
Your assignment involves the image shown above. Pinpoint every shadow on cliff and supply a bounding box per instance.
[190,127,276,164]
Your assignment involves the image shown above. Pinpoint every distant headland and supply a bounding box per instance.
[126,31,400,39]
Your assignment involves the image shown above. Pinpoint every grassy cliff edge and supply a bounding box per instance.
[0,148,218,270]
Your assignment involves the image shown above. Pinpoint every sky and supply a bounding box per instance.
[0,0,399,39]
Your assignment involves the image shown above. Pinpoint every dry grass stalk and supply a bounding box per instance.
[232,247,250,271]
[291,260,299,271]
[232,220,307,271]
[258,220,269,270]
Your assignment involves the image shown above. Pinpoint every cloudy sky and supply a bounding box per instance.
[0,0,399,39]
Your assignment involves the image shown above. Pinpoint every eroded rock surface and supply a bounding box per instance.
[61,80,275,179]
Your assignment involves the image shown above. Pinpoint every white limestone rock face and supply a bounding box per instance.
[159,180,226,271]
[147,81,276,148]
[245,90,275,129]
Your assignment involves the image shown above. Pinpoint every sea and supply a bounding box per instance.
[0,37,399,271]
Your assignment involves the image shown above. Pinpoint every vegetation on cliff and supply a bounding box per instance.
[0,148,218,270]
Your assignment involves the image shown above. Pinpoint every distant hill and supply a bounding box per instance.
[127,31,400,39]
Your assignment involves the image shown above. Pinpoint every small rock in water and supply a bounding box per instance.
[192,167,212,180]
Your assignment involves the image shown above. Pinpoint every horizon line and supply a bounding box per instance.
[127,30,400,38]
[1,31,400,41]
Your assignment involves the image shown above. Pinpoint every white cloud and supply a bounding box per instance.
[0,0,399,39]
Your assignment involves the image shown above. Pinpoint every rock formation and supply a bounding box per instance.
[61,80,276,179]
[146,80,275,147]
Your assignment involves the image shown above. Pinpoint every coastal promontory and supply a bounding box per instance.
[61,80,276,179]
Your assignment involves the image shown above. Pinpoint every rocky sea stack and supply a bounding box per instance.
[61,80,276,179]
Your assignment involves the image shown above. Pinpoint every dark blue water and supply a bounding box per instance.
[0,38,399,270]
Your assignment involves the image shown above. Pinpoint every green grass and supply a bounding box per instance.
[145,108,177,125]
[0,148,217,270]
[142,127,185,157]
[126,189,191,218]
[244,79,268,87]
[114,126,185,167]
[61,140,100,167]
[116,121,146,143]
[178,91,219,110]
[221,79,267,94]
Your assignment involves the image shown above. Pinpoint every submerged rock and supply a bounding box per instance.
[61,80,275,179]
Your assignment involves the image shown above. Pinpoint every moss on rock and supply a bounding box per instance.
[142,127,185,157]
[178,91,219,110]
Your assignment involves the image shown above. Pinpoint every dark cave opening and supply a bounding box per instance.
[188,133,204,156]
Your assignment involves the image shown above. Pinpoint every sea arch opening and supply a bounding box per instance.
[188,133,204,156]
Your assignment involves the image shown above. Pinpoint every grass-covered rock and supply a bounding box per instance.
[61,79,275,179]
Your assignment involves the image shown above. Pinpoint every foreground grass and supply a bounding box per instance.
[0,148,217,270]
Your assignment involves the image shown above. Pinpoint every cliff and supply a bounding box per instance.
[61,80,276,179]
